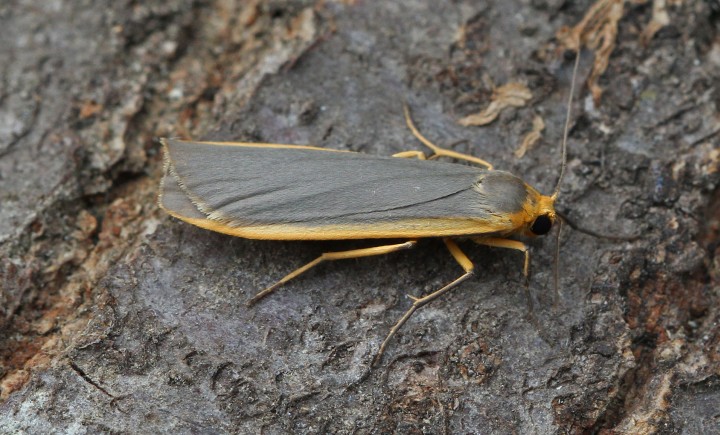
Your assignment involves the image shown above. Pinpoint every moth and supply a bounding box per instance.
[159,54,581,365]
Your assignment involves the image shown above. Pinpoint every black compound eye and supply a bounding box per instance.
[530,215,553,235]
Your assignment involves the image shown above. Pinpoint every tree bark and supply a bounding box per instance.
[1,1,718,433]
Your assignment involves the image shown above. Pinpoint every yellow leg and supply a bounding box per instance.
[246,241,417,306]
[472,237,529,279]
[403,104,494,170]
[472,236,537,320]
[373,238,475,366]
[392,150,427,159]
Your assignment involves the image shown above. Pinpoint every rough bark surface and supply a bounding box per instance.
[1,1,718,433]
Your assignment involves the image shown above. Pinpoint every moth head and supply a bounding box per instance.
[523,191,557,237]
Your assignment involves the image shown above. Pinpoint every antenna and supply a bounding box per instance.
[552,47,582,200]
[552,45,582,302]
[554,217,563,301]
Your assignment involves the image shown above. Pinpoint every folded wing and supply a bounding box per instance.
[160,139,523,239]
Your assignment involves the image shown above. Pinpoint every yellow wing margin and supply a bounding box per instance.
[162,207,517,240]
[165,138,351,152]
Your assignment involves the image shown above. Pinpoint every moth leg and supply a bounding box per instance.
[471,237,529,280]
[471,237,535,316]
[392,150,427,160]
[403,104,494,170]
[246,241,417,306]
[373,238,474,366]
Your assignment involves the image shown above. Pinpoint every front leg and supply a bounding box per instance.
[471,237,529,280]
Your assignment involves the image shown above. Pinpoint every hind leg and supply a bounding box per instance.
[247,241,417,306]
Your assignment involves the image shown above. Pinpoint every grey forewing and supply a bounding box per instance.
[160,164,207,220]
[166,140,529,226]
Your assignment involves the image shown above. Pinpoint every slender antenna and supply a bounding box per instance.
[552,47,582,200]
[554,217,563,303]
[551,45,581,303]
